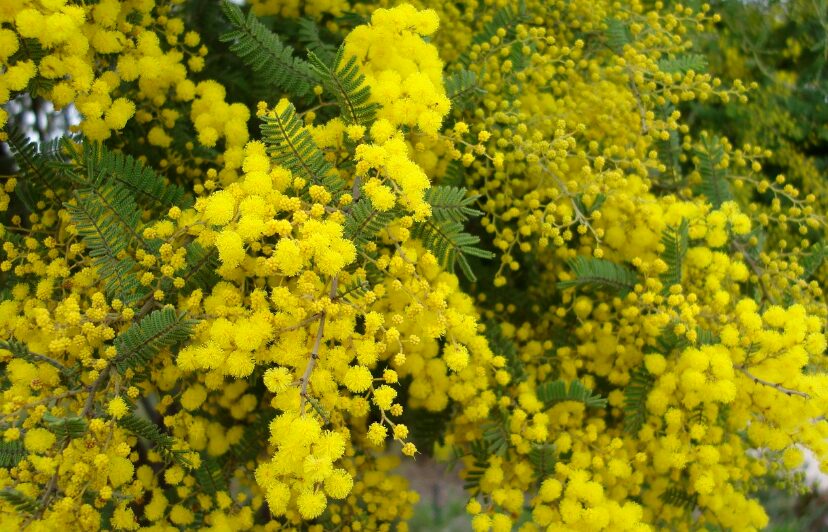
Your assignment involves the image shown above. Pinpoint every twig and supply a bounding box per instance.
[738,366,810,399]
[299,276,338,415]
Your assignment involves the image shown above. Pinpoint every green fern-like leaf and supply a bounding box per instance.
[181,243,220,291]
[6,127,70,207]
[343,198,400,245]
[484,321,526,384]
[460,1,529,65]
[42,413,88,442]
[660,487,698,510]
[536,379,607,409]
[259,100,346,196]
[659,219,689,292]
[529,443,557,481]
[308,46,379,126]
[0,488,39,515]
[219,1,318,100]
[113,307,196,374]
[423,186,483,223]
[0,441,26,467]
[695,135,732,208]
[800,242,826,280]
[118,413,192,468]
[410,219,494,282]
[658,53,708,74]
[624,365,654,434]
[605,17,632,50]
[65,192,146,305]
[194,457,228,495]
[70,140,189,210]
[557,256,639,295]
[297,18,337,64]
[445,69,486,108]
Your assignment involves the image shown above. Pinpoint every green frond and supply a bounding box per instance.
[64,192,146,305]
[113,307,196,374]
[219,1,318,100]
[536,379,607,409]
[484,321,526,384]
[445,68,486,109]
[228,408,275,463]
[182,243,220,291]
[410,219,494,282]
[800,242,825,280]
[557,256,639,295]
[659,219,689,292]
[605,17,632,50]
[441,159,467,187]
[343,198,400,245]
[0,441,26,468]
[308,46,379,126]
[481,419,509,457]
[573,193,606,217]
[0,488,39,515]
[297,18,337,65]
[695,135,732,208]
[0,338,74,377]
[529,443,557,481]
[658,53,708,74]
[400,408,448,456]
[660,487,698,510]
[423,186,483,223]
[71,140,189,210]
[259,100,346,196]
[460,1,529,65]
[194,457,228,495]
[42,413,88,442]
[624,365,654,434]
[655,126,683,185]
[118,413,192,468]
[6,127,69,207]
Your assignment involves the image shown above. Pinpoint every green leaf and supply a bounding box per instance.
[219,1,318,100]
[660,487,698,510]
[118,413,192,468]
[659,219,689,292]
[623,365,654,434]
[6,127,70,208]
[423,186,483,223]
[0,488,39,515]
[308,46,379,126]
[536,379,607,409]
[42,414,88,441]
[343,198,400,245]
[800,243,826,280]
[410,219,494,282]
[529,443,557,481]
[605,17,632,50]
[65,192,146,305]
[0,441,26,468]
[69,139,190,210]
[259,99,346,196]
[296,18,337,65]
[695,135,732,209]
[557,256,639,295]
[194,457,227,495]
[658,53,708,74]
[445,68,486,108]
[113,308,196,374]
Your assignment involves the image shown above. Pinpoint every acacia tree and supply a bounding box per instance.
[1,1,827,530]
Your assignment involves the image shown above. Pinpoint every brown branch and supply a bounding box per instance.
[738,366,810,399]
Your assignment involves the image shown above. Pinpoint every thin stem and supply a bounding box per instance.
[737,366,810,399]
[299,276,339,415]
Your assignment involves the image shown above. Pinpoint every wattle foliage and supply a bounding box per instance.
[1,1,827,531]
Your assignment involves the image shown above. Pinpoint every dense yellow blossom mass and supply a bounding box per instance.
[1,0,827,530]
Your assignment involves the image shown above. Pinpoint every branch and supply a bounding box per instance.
[299,276,338,415]
[738,366,810,399]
